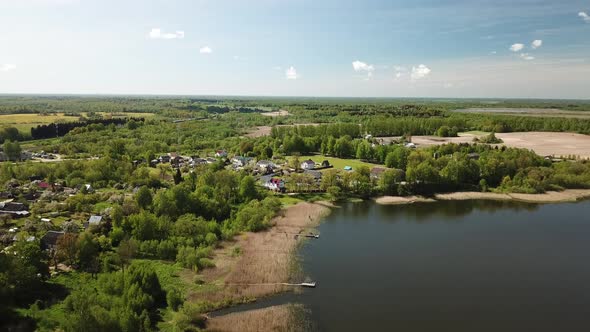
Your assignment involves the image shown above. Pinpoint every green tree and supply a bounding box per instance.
[135,186,153,210]
[239,175,258,202]
[78,233,100,275]
[3,140,21,161]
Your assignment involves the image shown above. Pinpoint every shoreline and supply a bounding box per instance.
[375,189,590,205]
[202,201,332,331]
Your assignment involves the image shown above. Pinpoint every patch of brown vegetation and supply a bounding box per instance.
[260,110,290,117]
[190,202,331,305]
[245,126,272,138]
[206,304,304,332]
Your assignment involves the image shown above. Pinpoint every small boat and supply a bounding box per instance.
[301,282,316,288]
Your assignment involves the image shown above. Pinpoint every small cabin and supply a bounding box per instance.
[300,159,316,170]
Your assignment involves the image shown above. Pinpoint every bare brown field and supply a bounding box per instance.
[245,126,272,138]
[260,110,290,117]
[245,123,322,138]
[382,132,590,158]
[207,304,304,332]
[192,202,332,305]
[496,132,590,158]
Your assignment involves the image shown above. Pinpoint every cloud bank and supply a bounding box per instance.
[411,64,431,80]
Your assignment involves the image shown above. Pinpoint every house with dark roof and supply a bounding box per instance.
[303,169,322,181]
[300,159,316,170]
[41,231,65,250]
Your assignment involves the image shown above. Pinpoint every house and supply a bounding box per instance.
[0,201,30,219]
[344,166,353,171]
[405,142,417,149]
[320,160,331,168]
[300,159,316,170]
[215,150,228,158]
[191,157,208,166]
[256,160,276,173]
[303,170,322,182]
[206,157,217,164]
[83,184,94,193]
[370,167,387,179]
[171,155,184,166]
[264,178,285,192]
[159,155,171,163]
[231,156,253,168]
[38,181,50,190]
[84,215,103,229]
[41,231,65,251]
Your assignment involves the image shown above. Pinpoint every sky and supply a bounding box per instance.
[0,0,589,99]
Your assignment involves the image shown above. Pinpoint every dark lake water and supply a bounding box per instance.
[296,200,590,332]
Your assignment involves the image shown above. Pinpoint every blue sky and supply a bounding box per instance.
[0,0,589,98]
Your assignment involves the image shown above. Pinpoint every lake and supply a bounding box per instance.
[296,200,590,331]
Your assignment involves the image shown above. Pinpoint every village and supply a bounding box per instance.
[0,147,395,265]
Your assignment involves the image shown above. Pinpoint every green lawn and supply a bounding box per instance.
[291,155,382,171]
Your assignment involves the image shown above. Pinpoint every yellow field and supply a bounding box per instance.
[0,112,156,132]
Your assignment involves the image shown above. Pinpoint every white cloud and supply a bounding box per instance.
[579,12,590,22]
[443,82,454,88]
[520,53,535,61]
[352,60,375,79]
[285,66,298,80]
[272,66,282,71]
[411,64,431,80]
[531,39,543,49]
[199,46,212,54]
[510,43,524,52]
[0,64,16,72]
[148,28,184,40]
[490,51,497,55]
[352,60,374,72]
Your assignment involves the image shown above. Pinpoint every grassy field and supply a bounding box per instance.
[290,155,381,171]
[0,112,156,133]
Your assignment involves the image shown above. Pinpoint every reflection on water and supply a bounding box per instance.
[296,199,590,332]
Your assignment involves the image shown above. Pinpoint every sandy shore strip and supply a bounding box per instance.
[376,189,590,205]
[207,304,305,332]
[195,201,331,327]
[373,196,436,205]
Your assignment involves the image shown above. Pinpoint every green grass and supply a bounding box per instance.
[289,155,381,171]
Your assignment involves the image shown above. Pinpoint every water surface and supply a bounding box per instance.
[297,200,590,332]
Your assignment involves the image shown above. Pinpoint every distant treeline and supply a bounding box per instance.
[30,118,143,140]
[272,115,590,138]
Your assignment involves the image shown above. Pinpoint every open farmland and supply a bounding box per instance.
[0,112,156,133]
[454,108,590,119]
[388,132,590,159]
